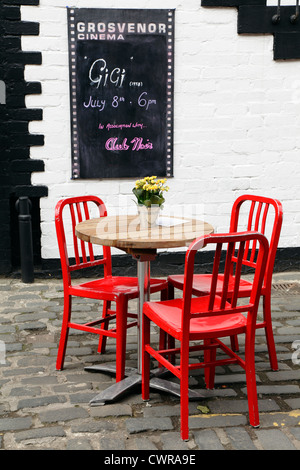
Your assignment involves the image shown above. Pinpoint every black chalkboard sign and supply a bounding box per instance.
[67,8,174,179]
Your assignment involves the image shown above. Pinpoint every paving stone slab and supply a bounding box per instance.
[289,427,300,441]
[255,429,297,450]
[134,437,158,450]
[0,417,32,432]
[246,385,300,395]
[67,437,93,450]
[193,429,225,450]
[266,370,300,381]
[90,404,132,418]
[225,427,257,450]
[71,420,115,433]
[39,406,89,423]
[207,398,280,414]
[143,404,181,417]
[10,386,41,397]
[99,437,126,450]
[21,376,59,385]
[189,414,247,429]
[126,417,174,434]
[2,367,46,377]
[284,398,300,409]
[259,411,300,427]
[14,425,66,442]
[160,431,190,450]
[16,395,67,409]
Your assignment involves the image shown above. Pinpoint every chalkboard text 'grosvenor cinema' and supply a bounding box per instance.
[76,21,167,41]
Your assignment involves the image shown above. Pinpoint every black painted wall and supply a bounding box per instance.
[0,0,47,275]
[202,0,300,60]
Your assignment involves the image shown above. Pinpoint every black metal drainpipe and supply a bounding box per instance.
[16,197,34,283]
[291,0,299,23]
[272,0,281,24]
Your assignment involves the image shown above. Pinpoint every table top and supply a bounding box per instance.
[75,214,214,258]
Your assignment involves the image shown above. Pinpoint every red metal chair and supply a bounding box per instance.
[168,195,283,370]
[55,196,168,382]
[142,231,269,441]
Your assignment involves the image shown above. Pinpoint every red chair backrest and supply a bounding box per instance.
[182,232,269,330]
[55,196,112,285]
[229,195,283,289]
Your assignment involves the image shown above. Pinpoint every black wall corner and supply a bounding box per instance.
[0,0,48,275]
[201,1,266,6]
[201,1,300,60]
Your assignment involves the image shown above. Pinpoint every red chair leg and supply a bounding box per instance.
[168,283,175,300]
[180,345,190,441]
[158,330,175,366]
[158,286,169,354]
[97,300,111,354]
[230,334,239,352]
[168,335,176,365]
[142,315,151,401]
[263,295,278,371]
[161,286,169,301]
[115,296,128,383]
[159,286,174,366]
[204,339,216,390]
[158,329,166,369]
[245,332,260,428]
[56,294,72,370]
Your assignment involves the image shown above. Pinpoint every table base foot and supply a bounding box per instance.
[84,363,136,377]
[89,373,142,406]
[149,376,206,400]
[86,365,205,405]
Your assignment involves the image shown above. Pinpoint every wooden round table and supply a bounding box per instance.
[75,214,213,256]
[75,214,214,405]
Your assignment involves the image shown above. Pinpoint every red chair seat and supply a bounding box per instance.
[144,296,247,340]
[71,276,166,300]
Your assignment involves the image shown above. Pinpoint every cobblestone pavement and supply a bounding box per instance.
[0,272,300,451]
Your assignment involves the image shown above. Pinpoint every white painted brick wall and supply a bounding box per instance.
[21,0,300,259]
